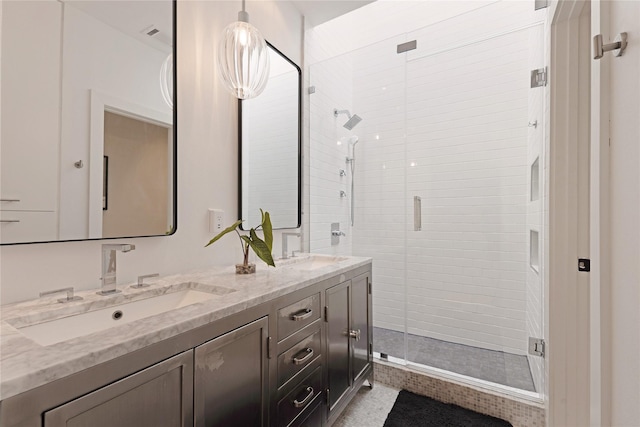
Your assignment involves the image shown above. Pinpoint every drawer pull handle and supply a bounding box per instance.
[349,329,361,341]
[292,348,314,365]
[290,308,313,321]
[1,219,20,223]
[293,386,314,408]
[0,199,20,202]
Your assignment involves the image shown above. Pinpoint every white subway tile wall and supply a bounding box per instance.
[307,0,546,386]
[242,72,300,227]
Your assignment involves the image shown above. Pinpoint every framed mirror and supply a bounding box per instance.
[0,0,176,245]
[239,43,301,229]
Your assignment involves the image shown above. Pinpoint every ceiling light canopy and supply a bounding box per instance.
[217,0,270,99]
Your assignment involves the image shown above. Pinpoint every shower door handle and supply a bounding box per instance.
[414,196,422,231]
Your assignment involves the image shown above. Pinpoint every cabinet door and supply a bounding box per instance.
[44,351,193,427]
[351,272,371,383]
[194,317,269,427]
[326,281,351,411]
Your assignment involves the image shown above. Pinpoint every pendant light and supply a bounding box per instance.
[217,0,270,99]
[160,53,173,108]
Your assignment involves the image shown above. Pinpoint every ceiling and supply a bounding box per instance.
[289,0,375,26]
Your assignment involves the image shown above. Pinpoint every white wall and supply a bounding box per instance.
[308,1,546,356]
[0,0,303,304]
[608,0,640,423]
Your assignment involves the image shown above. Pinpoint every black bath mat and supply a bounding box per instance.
[384,390,513,427]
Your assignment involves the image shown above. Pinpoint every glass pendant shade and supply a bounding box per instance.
[217,18,270,99]
[160,53,173,108]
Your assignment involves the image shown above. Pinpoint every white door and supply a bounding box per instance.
[591,1,640,425]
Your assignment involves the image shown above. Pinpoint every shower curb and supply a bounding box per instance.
[373,359,545,427]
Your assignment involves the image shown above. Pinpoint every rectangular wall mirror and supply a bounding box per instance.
[0,0,176,245]
[239,42,301,230]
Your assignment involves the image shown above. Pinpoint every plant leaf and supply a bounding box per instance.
[262,211,273,252]
[249,229,276,267]
[205,220,242,247]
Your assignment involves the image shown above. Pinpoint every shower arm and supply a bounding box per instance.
[334,109,353,119]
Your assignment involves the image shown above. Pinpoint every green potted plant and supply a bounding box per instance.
[205,209,275,274]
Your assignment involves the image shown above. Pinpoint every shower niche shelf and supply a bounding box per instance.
[530,229,540,273]
[530,157,540,202]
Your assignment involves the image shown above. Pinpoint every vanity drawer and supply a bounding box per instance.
[278,326,321,388]
[277,366,322,427]
[278,293,320,340]
[289,397,322,427]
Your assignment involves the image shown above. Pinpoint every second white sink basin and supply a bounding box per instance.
[17,289,218,346]
[284,255,348,271]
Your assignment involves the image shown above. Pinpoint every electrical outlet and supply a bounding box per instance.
[208,209,224,233]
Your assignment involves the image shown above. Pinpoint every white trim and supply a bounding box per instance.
[589,2,611,424]
[547,1,592,425]
[88,90,172,239]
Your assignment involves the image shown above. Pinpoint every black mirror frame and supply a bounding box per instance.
[238,41,302,230]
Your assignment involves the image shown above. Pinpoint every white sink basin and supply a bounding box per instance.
[284,255,348,271]
[17,289,218,346]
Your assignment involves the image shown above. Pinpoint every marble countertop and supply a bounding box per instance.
[0,254,371,401]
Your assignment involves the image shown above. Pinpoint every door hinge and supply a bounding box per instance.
[368,280,372,294]
[326,388,330,404]
[369,342,373,355]
[531,67,547,88]
[578,258,591,272]
[534,0,548,10]
[324,306,329,322]
[267,336,273,359]
[397,40,417,54]
[528,337,545,358]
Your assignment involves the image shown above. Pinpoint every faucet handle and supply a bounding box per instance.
[131,273,159,289]
[39,287,83,304]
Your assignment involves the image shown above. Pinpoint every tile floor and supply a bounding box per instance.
[373,327,535,392]
[333,383,400,427]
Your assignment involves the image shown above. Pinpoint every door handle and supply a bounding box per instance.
[349,329,361,341]
[414,196,421,231]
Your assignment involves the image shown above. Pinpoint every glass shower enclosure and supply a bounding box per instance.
[309,2,546,397]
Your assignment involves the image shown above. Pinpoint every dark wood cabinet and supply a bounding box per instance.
[325,272,373,425]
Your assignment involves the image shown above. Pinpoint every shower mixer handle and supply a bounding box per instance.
[332,230,346,237]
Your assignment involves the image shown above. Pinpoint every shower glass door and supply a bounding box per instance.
[402,21,545,394]
[309,1,546,398]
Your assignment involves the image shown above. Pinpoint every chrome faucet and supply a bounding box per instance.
[281,232,301,259]
[98,244,135,295]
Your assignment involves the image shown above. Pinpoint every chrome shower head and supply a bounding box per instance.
[349,135,359,146]
[334,108,363,130]
[343,114,362,130]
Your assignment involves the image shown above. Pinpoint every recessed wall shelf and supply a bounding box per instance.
[530,230,539,273]
[530,157,540,202]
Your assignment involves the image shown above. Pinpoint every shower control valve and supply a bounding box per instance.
[331,230,346,237]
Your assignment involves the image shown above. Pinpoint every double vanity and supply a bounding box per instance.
[0,254,373,427]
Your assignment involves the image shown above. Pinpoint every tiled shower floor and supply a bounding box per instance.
[374,327,536,392]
